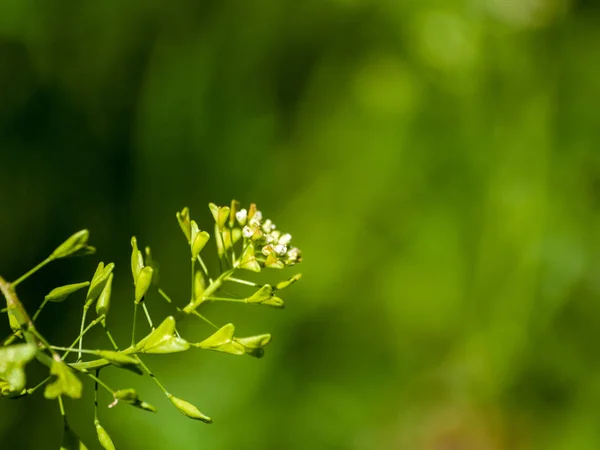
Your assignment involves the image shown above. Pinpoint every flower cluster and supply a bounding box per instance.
[230,202,302,269]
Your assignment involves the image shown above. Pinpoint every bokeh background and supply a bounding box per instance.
[1,0,600,449]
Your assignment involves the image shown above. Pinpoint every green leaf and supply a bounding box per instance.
[61,423,89,450]
[44,360,82,399]
[45,282,90,303]
[238,244,260,272]
[176,207,192,243]
[130,237,144,283]
[135,316,190,354]
[275,273,302,290]
[86,262,115,305]
[96,350,142,375]
[0,343,37,393]
[134,266,153,303]
[95,421,116,450]
[95,273,113,316]
[194,324,245,356]
[113,388,157,412]
[168,393,212,423]
[51,230,95,260]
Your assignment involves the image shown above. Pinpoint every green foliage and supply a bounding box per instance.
[0,201,302,448]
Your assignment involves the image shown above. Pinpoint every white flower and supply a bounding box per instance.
[249,211,263,227]
[286,247,301,263]
[242,226,254,238]
[278,233,292,246]
[236,209,247,226]
[274,244,287,256]
[262,219,276,233]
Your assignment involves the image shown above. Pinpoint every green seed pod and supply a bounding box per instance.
[167,393,212,423]
[238,244,260,272]
[265,253,284,269]
[229,199,241,228]
[236,334,271,349]
[96,273,112,316]
[134,266,153,304]
[114,388,138,402]
[191,230,210,259]
[135,316,190,354]
[261,296,285,309]
[86,263,115,306]
[176,207,192,243]
[235,334,271,359]
[95,421,116,450]
[130,237,144,284]
[113,388,158,413]
[51,229,95,260]
[96,350,142,374]
[232,227,242,244]
[275,273,302,290]
[194,324,245,355]
[245,285,273,304]
[45,282,90,303]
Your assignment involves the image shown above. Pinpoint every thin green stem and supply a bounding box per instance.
[158,288,173,304]
[86,371,115,395]
[102,323,119,350]
[190,310,219,329]
[131,303,138,347]
[12,257,53,288]
[58,395,66,419]
[227,277,259,287]
[94,369,100,421]
[78,307,89,361]
[52,345,99,354]
[196,256,213,283]
[158,287,218,329]
[62,315,105,360]
[191,257,196,302]
[183,268,235,313]
[32,299,49,323]
[204,296,245,303]
[142,302,154,329]
[134,356,168,394]
[26,376,51,395]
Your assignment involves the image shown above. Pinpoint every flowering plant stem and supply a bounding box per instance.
[0,201,302,449]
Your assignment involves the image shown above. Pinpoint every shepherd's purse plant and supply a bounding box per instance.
[0,200,302,449]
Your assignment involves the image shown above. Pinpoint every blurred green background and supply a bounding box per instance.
[1,0,600,448]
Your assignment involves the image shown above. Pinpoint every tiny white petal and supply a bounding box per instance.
[242,226,253,238]
[262,219,275,233]
[274,244,287,256]
[236,209,247,226]
[279,233,292,245]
